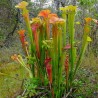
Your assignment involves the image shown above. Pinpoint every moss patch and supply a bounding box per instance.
[0,62,27,98]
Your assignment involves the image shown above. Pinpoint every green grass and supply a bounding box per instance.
[75,52,98,98]
[0,62,27,98]
[0,32,27,98]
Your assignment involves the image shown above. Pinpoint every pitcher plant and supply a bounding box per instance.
[11,1,95,98]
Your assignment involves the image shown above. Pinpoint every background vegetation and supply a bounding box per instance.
[0,0,98,98]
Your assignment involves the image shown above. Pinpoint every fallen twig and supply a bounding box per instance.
[63,88,73,98]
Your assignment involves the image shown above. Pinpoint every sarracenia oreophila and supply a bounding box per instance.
[12,1,95,98]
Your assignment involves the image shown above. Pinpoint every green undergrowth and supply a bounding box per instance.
[0,51,98,98]
[75,53,98,98]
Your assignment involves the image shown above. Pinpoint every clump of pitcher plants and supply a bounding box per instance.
[11,1,96,98]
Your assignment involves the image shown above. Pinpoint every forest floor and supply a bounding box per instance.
[76,53,98,98]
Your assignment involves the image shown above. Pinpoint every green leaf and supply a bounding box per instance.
[87,36,92,42]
